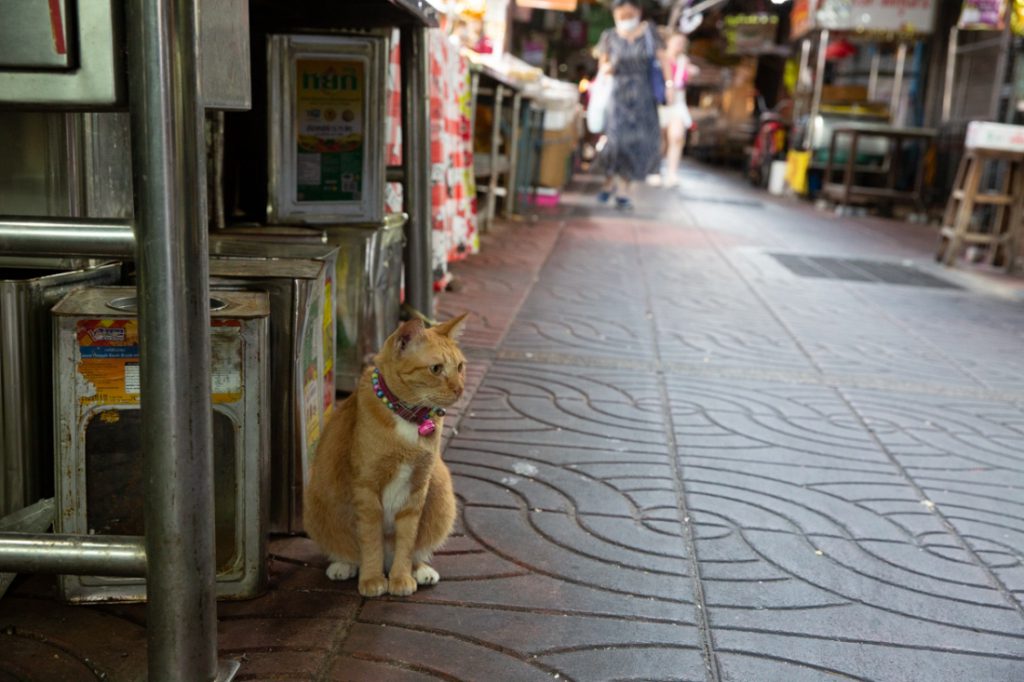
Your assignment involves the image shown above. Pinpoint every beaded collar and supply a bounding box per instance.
[371,367,446,436]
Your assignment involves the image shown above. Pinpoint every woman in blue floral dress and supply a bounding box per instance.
[595,0,671,210]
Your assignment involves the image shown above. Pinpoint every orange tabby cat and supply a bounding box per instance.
[304,314,468,597]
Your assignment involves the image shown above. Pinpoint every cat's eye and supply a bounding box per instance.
[430,364,444,375]
[457,362,465,373]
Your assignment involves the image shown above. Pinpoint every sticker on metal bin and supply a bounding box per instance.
[76,318,244,404]
[76,319,141,405]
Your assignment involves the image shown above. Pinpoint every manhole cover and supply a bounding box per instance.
[770,254,960,289]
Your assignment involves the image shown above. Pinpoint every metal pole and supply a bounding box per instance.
[400,25,433,317]
[868,48,881,101]
[795,38,812,131]
[806,30,829,149]
[0,534,146,576]
[468,71,481,143]
[485,84,505,231]
[890,42,908,125]
[942,27,958,124]
[989,26,1012,121]
[0,217,134,256]
[124,0,217,680]
[505,92,522,217]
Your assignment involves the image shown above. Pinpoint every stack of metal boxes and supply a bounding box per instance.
[51,287,270,602]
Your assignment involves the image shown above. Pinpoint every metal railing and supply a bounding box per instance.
[401,24,433,316]
[0,217,135,256]
[0,4,436,680]
[0,0,222,679]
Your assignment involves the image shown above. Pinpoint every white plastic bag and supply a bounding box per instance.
[586,74,613,134]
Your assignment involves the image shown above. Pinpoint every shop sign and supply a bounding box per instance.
[815,0,936,35]
[791,0,818,40]
[957,0,1008,30]
[724,14,780,55]
[965,121,1024,153]
[516,0,577,10]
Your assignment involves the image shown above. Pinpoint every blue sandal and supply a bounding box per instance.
[615,197,634,211]
[597,190,612,204]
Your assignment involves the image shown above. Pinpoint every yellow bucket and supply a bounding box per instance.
[785,150,812,195]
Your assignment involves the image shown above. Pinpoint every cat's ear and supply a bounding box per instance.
[433,313,469,340]
[393,318,425,353]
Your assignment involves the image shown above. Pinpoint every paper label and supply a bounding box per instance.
[210,321,244,404]
[77,319,141,405]
[76,318,245,405]
[295,58,365,202]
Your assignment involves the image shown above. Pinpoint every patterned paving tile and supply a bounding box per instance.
[841,389,1024,606]
[0,597,148,680]
[655,321,816,373]
[500,312,656,361]
[668,374,1024,680]
[10,170,1024,682]
[454,366,669,453]
[478,360,662,405]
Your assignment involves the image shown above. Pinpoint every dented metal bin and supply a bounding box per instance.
[0,261,122,517]
[324,213,405,391]
[206,248,330,534]
[210,235,339,418]
[51,287,270,603]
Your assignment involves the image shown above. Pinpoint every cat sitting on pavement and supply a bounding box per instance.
[304,314,468,597]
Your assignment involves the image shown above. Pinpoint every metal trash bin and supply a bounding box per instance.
[0,260,122,517]
[51,287,270,603]
[206,247,333,534]
[210,235,339,424]
[324,213,405,391]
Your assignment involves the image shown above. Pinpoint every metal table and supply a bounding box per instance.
[469,62,526,231]
[823,125,937,212]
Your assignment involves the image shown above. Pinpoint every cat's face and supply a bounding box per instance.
[377,314,469,408]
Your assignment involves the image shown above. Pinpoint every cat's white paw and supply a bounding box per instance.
[326,561,358,581]
[413,564,440,586]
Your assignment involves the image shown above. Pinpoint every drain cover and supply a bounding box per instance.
[770,254,960,289]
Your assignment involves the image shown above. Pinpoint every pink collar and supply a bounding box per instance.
[371,368,445,436]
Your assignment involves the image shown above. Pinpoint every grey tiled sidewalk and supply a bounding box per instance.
[432,168,1024,681]
[3,164,1024,681]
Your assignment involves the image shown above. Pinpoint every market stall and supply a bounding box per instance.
[787,0,938,210]
[465,53,534,228]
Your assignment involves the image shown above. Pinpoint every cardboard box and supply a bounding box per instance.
[965,121,1024,153]
[539,128,578,189]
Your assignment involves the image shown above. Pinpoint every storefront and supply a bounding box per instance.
[785,0,939,210]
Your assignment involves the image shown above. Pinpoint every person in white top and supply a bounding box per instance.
[662,33,699,187]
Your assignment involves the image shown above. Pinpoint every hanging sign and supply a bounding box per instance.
[516,0,577,10]
[791,0,817,40]
[724,14,779,55]
[958,0,1008,30]
[813,0,937,35]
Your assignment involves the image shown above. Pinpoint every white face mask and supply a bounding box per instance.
[615,17,640,32]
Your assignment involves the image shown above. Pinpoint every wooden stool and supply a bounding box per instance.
[938,124,1024,272]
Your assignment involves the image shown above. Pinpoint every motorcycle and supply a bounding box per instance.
[747,95,791,188]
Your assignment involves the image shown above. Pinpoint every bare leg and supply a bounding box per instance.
[615,176,634,209]
[665,119,686,186]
